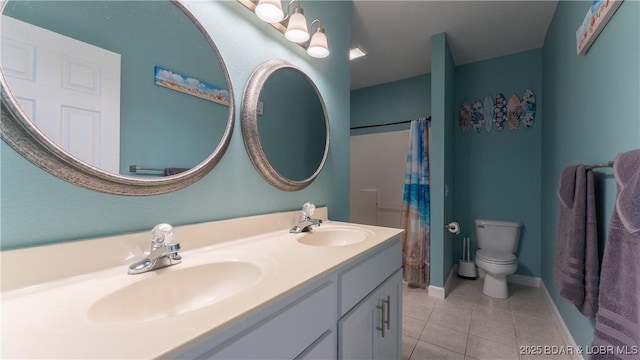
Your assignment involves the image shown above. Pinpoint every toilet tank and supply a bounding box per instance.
[474,219,522,253]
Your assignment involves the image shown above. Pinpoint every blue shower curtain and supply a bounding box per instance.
[401,118,431,287]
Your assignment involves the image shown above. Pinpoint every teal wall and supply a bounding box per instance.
[541,0,640,350]
[4,1,229,174]
[430,32,457,287]
[0,0,351,250]
[350,74,431,136]
[454,49,542,277]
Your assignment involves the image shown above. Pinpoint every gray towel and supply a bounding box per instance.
[615,150,640,234]
[553,165,599,318]
[591,150,640,359]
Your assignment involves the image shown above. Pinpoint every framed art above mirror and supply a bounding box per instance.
[0,0,234,195]
[241,59,329,191]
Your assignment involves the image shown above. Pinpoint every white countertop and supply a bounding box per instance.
[1,208,403,359]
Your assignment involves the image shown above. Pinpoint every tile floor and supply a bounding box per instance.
[402,277,575,360]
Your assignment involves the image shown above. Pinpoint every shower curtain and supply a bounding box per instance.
[401,118,431,287]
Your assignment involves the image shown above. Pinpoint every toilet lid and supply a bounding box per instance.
[476,249,516,264]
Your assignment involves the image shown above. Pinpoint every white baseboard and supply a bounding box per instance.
[428,265,457,299]
[541,282,584,360]
[427,285,445,299]
[444,264,457,297]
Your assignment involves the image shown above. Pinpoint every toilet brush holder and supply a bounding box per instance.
[458,236,478,279]
[458,260,478,279]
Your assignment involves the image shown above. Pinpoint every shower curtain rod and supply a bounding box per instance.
[350,116,431,130]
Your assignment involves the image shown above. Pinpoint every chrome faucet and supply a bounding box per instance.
[290,202,322,233]
[128,223,182,275]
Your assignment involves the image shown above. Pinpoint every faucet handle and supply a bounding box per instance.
[151,223,174,248]
[302,202,316,217]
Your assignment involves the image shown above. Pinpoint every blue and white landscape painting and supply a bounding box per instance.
[154,66,229,106]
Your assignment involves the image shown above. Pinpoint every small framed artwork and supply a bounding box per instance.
[154,66,230,106]
[576,0,623,56]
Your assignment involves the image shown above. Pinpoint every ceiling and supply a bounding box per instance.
[350,1,558,90]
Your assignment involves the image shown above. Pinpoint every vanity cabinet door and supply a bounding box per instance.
[338,269,402,360]
[378,270,402,360]
[338,291,377,359]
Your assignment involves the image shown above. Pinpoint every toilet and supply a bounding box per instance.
[474,219,522,299]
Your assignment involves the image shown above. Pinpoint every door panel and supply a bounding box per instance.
[2,15,121,173]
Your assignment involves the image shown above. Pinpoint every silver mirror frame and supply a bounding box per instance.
[0,0,234,196]
[241,59,329,192]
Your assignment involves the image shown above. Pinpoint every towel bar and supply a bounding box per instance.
[129,165,164,173]
[586,161,614,170]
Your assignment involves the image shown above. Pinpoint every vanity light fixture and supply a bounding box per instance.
[237,0,330,58]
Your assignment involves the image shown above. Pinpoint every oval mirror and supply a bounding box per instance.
[0,0,234,195]
[241,60,329,191]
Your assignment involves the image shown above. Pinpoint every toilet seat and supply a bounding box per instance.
[476,249,516,265]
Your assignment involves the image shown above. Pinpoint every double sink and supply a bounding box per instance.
[83,224,372,324]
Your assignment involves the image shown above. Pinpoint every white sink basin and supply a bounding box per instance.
[296,225,373,247]
[88,261,263,323]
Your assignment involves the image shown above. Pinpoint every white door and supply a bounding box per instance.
[1,15,121,173]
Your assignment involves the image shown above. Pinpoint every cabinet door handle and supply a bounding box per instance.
[383,295,391,330]
[376,303,385,338]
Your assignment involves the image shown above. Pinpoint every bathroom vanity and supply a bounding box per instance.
[1,208,403,359]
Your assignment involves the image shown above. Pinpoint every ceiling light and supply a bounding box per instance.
[350,47,366,60]
[307,20,329,58]
[254,0,285,23]
[284,6,309,43]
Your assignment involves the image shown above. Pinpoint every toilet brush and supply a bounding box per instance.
[458,237,478,279]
